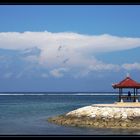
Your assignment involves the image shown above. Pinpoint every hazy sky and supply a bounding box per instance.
[0,5,140,92]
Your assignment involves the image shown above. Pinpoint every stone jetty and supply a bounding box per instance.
[48,102,140,129]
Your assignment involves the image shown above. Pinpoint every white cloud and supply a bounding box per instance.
[50,68,68,78]
[0,31,140,52]
[1,31,140,78]
[89,62,120,71]
[73,62,121,78]
[122,62,140,70]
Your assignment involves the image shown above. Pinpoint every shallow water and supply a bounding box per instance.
[0,93,140,135]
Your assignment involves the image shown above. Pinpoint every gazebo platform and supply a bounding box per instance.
[93,102,140,108]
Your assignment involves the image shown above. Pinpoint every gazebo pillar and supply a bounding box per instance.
[119,88,123,102]
[119,88,121,102]
[121,88,123,102]
[134,88,136,102]
[136,88,139,102]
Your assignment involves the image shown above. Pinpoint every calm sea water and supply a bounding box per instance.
[0,93,140,135]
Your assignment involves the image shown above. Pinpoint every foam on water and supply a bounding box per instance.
[0,93,119,96]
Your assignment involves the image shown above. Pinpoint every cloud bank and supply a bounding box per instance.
[0,31,140,78]
[1,31,140,52]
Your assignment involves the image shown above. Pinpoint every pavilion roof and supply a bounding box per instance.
[112,76,140,89]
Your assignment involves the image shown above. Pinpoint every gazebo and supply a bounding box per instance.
[112,75,140,102]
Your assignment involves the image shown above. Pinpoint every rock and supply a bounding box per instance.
[121,112,128,119]
[121,123,127,127]
[133,112,140,117]
[114,112,121,119]
[94,122,99,126]
[101,111,109,118]
[48,105,140,129]
[90,113,96,118]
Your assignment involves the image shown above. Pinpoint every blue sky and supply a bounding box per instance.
[0,5,140,92]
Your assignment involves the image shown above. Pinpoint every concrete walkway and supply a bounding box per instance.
[92,102,140,108]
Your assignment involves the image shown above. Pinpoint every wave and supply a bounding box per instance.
[0,93,45,96]
[0,93,120,96]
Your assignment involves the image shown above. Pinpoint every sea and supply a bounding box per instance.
[0,92,140,135]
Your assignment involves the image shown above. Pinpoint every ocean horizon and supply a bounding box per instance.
[0,91,131,96]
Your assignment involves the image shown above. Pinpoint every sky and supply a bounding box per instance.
[0,5,140,92]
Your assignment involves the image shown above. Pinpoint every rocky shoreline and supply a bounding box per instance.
[48,104,140,129]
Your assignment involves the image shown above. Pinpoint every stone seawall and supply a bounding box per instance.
[48,104,140,128]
